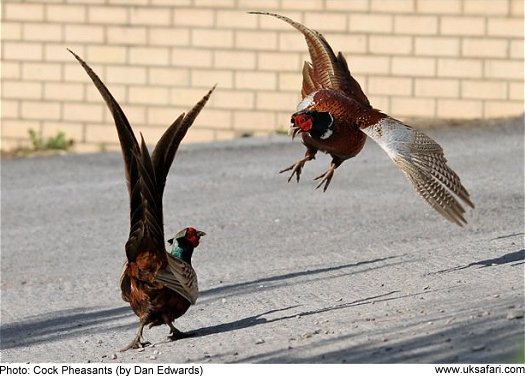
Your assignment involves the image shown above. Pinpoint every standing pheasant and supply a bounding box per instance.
[69,50,213,350]
[250,12,474,226]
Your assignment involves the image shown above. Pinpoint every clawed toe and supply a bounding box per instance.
[280,161,305,182]
[314,168,335,191]
[168,329,193,341]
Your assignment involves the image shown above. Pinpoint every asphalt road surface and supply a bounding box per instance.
[1,118,524,363]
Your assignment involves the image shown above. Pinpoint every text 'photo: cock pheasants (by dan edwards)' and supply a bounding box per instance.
[70,50,214,351]
[250,12,474,227]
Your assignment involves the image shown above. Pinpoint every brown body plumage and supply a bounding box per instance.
[251,12,474,226]
[70,50,212,350]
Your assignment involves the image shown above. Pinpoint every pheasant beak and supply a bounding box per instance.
[290,112,313,139]
[196,230,206,237]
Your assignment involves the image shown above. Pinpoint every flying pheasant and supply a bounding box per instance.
[69,50,213,350]
[250,12,474,226]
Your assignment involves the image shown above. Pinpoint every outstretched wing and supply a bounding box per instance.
[361,117,474,226]
[155,254,199,304]
[250,12,370,107]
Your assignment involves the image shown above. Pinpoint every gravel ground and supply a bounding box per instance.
[1,118,523,363]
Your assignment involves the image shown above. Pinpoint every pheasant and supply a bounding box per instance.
[250,12,474,226]
[69,50,213,350]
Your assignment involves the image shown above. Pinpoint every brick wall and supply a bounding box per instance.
[1,0,524,151]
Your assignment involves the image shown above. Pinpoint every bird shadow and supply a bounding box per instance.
[433,249,525,274]
[200,254,404,300]
[0,306,134,350]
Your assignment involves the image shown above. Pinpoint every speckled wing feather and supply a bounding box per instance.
[361,118,474,226]
[250,12,370,107]
[155,255,199,304]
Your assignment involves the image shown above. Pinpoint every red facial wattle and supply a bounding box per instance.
[293,113,313,132]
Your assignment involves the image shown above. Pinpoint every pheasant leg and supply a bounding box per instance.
[314,159,342,192]
[166,321,193,341]
[120,322,150,352]
[280,147,317,183]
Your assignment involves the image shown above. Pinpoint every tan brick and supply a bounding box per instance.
[3,42,43,61]
[2,22,23,40]
[214,130,236,141]
[171,87,218,107]
[464,0,509,15]
[238,0,279,9]
[391,97,436,117]
[488,18,523,38]
[2,81,42,99]
[235,71,277,90]
[233,111,276,131]
[510,39,524,59]
[47,4,86,23]
[509,82,524,101]
[128,86,170,105]
[278,72,302,91]
[44,82,85,101]
[368,76,412,96]
[350,56,390,74]
[462,38,508,58]
[1,120,41,139]
[105,66,148,84]
[42,122,84,140]
[64,25,104,43]
[462,80,507,100]
[22,23,62,42]
[280,0,324,10]
[484,101,524,117]
[146,107,186,127]
[192,69,233,89]
[134,125,169,143]
[107,26,147,45]
[46,44,86,62]
[215,50,256,70]
[415,37,459,56]
[85,124,119,144]
[437,99,482,118]
[211,89,255,109]
[22,63,62,81]
[392,57,436,76]
[256,91,300,111]
[511,0,524,16]
[437,58,482,78]
[108,0,148,4]
[325,34,367,54]
[69,0,105,4]
[192,29,234,48]
[1,62,21,79]
[109,105,146,125]
[151,0,191,5]
[86,46,127,64]
[130,7,171,26]
[190,108,232,129]
[63,103,104,122]
[349,14,393,33]
[304,13,347,31]
[236,30,278,50]
[5,3,45,21]
[415,78,459,98]
[369,35,413,55]
[173,48,214,68]
[87,6,127,24]
[64,62,102,83]
[485,60,524,80]
[279,32,310,52]
[2,100,19,119]
[217,10,258,29]
[194,0,235,7]
[441,17,485,36]
[21,101,61,120]
[149,28,190,46]
[394,15,438,35]
[257,52,300,71]
[369,95,390,113]
[416,0,461,14]
[173,8,214,27]
[371,0,415,13]
[129,47,170,66]
[326,0,369,11]
[87,84,126,104]
[149,67,190,86]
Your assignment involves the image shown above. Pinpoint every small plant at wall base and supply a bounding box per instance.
[28,129,74,151]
